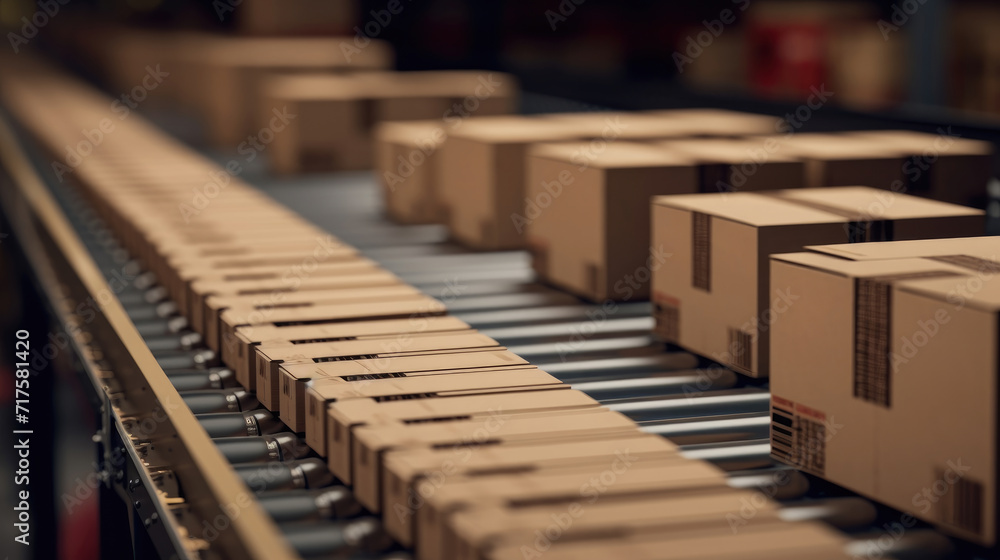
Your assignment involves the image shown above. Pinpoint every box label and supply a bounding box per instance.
[692,212,711,292]
[770,396,826,476]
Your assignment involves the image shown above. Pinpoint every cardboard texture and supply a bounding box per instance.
[219,297,448,370]
[651,187,983,377]
[230,315,470,390]
[254,331,495,411]
[447,489,781,560]
[328,389,600,488]
[483,521,853,560]
[297,350,533,451]
[376,120,450,224]
[770,237,1000,545]
[382,433,678,546]
[524,142,697,301]
[264,71,518,173]
[847,130,994,206]
[355,408,646,516]
[414,458,728,560]
[437,116,605,250]
[198,37,394,146]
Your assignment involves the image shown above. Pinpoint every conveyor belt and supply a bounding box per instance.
[1,68,994,560]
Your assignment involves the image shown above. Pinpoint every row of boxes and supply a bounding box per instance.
[377,110,992,303]
[1,62,863,560]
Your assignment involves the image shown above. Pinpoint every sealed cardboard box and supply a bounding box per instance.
[847,130,994,206]
[219,297,448,369]
[438,116,606,250]
[382,433,677,546]
[770,236,1000,545]
[524,141,697,301]
[329,389,600,488]
[483,521,853,560]
[448,489,782,560]
[264,71,518,173]
[198,36,394,146]
[229,315,470,389]
[254,331,496,411]
[375,120,449,224]
[414,457,727,560]
[298,349,533,451]
[771,133,909,191]
[651,187,983,377]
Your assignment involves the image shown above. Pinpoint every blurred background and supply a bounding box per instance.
[0,0,998,117]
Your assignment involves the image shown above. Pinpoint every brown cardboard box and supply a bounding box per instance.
[197,36,394,147]
[655,137,807,193]
[254,331,496,411]
[770,236,1000,545]
[298,350,532,451]
[770,133,908,191]
[651,187,984,377]
[356,408,648,518]
[329,389,601,488]
[438,116,609,250]
[382,433,677,546]
[847,130,994,206]
[414,457,727,560]
[219,297,448,369]
[483,521,854,560]
[447,489,781,560]
[229,315,470,389]
[376,120,449,224]
[264,71,518,173]
[524,141,697,301]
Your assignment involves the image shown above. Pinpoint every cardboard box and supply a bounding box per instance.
[376,120,450,224]
[197,36,394,146]
[482,521,853,560]
[438,116,609,250]
[264,71,518,173]
[847,130,994,206]
[382,433,677,546]
[229,315,470,389]
[255,331,495,411]
[298,350,533,450]
[651,187,984,377]
[329,389,600,488]
[770,236,1000,544]
[414,457,727,560]
[654,137,807,193]
[771,133,909,191]
[447,489,782,560]
[219,297,448,368]
[524,141,697,301]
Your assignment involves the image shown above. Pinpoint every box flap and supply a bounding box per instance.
[805,236,1000,261]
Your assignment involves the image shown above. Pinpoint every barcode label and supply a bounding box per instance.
[855,271,962,407]
[692,212,711,292]
[727,328,752,373]
[770,399,826,476]
[654,301,680,343]
[937,468,984,536]
[313,354,379,363]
